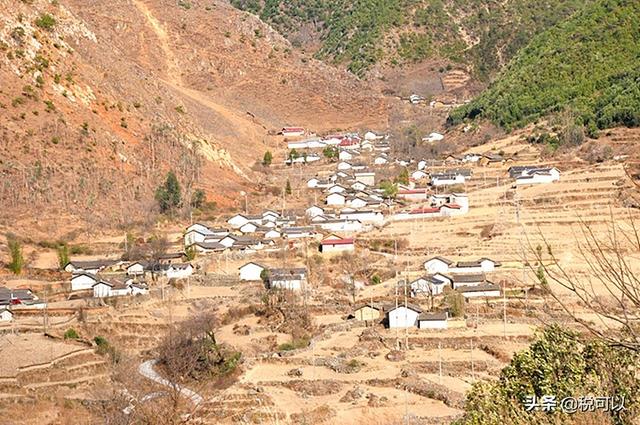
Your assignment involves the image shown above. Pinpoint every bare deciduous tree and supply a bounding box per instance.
[528,212,640,351]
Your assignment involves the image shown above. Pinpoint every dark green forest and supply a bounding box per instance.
[230,0,592,78]
[448,0,640,132]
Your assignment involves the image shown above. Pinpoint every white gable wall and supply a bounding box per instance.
[71,274,98,291]
[239,263,265,281]
[424,259,449,274]
[388,307,420,328]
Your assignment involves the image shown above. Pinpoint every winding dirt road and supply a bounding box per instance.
[138,359,204,406]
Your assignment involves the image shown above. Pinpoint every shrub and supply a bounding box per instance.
[285,179,292,195]
[278,336,310,352]
[455,325,640,424]
[64,328,79,339]
[185,245,197,261]
[190,189,206,208]
[35,14,56,30]
[394,168,409,185]
[44,100,55,112]
[445,289,465,318]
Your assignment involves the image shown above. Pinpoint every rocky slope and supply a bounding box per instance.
[0,0,386,233]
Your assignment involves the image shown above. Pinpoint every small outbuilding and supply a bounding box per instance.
[352,303,383,321]
[418,312,448,330]
[239,262,267,281]
[387,304,422,328]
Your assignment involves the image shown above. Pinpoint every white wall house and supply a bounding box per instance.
[185,223,211,235]
[165,264,193,280]
[126,262,146,276]
[337,162,353,170]
[397,189,428,202]
[92,281,132,298]
[451,273,486,289]
[515,168,560,185]
[262,210,280,221]
[479,258,499,272]
[339,210,384,225]
[422,132,444,143]
[350,181,368,191]
[364,131,382,141]
[71,273,99,291]
[188,241,225,254]
[431,174,465,186]
[327,184,348,194]
[450,193,469,213]
[347,197,369,209]
[440,204,466,216]
[410,277,447,297]
[411,170,428,181]
[269,275,304,291]
[387,305,421,328]
[326,192,346,206]
[306,205,325,218]
[239,222,259,234]
[318,219,363,233]
[264,229,282,239]
[239,262,266,281]
[374,156,388,165]
[339,150,353,161]
[227,214,250,229]
[320,235,355,253]
[448,258,499,274]
[354,172,375,186]
[0,309,14,322]
[418,312,448,329]
[282,127,305,137]
[423,257,453,274]
[458,283,501,298]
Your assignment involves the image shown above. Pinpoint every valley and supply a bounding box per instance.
[1,0,640,424]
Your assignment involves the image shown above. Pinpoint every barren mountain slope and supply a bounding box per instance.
[0,0,386,234]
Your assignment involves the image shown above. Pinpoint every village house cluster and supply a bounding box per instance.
[0,286,44,322]
[346,256,502,331]
[64,254,194,299]
[294,131,474,224]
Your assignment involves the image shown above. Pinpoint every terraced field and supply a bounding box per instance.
[0,334,108,407]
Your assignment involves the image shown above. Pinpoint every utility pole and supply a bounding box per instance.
[43,286,49,334]
[438,340,443,384]
[470,336,475,381]
[503,278,507,339]
[395,281,399,350]
[404,275,408,351]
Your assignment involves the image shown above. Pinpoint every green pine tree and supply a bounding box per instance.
[57,243,69,269]
[262,150,273,166]
[7,235,24,275]
[155,171,182,213]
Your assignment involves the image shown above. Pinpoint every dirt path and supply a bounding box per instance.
[132,0,183,85]
[138,359,203,406]
[132,0,265,175]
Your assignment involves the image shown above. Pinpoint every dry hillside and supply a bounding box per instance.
[0,0,386,234]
